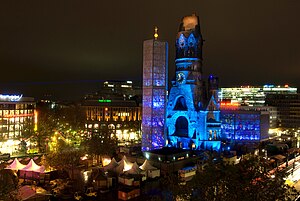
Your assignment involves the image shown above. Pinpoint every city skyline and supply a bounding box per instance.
[1,1,300,100]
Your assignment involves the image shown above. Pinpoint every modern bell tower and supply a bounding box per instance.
[142,27,168,151]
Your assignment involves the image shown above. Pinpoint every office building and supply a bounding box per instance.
[265,93,300,128]
[0,94,36,155]
[220,105,270,142]
[82,81,142,144]
[219,85,297,107]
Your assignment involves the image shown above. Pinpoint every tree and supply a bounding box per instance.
[33,101,85,153]
[82,133,118,165]
[30,102,59,153]
[19,140,27,155]
[153,155,299,201]
[47,146,84,180]
[56,103,85,131]
[0,169,19,201]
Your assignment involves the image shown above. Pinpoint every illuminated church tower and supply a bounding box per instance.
[142,28,168,151]
[166,14,221,150]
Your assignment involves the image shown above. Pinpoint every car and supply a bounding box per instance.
[74,192,83,201]
[85,187,97,197]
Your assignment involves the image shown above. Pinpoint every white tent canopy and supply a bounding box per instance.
[116,159,133,174]
[103,157,118,171]
[115,156,134,174]
[139,159,160,179]
[103,155,142,175]
[22,159,45,173]
[5,158,26,170]
[117,155,129,165]
[139,160,157,171]
[125,162,142,175]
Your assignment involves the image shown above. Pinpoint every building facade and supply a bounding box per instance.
[165,14,221,151]
[220,100,277,129]
[0,94,36,155]
[219,85,299,129]
[265,93,300,128]
[219,85,297,107]
[220,106,270,142]
[142,28,168,151]
[82,81,142,145]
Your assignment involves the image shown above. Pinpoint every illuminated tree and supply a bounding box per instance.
[32,101,85,153]
[27,102,58,153]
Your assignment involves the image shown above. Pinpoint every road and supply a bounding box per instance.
[285,159,300,191]
[294,180,300,191]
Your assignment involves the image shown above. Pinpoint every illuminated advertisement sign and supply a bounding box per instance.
[98,99,111,103]
[3,113,34,118]
[0,94,22,102]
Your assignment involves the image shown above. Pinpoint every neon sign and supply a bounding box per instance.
[220,101,239,107]
[98,99,111,103]
[0,94,22,102]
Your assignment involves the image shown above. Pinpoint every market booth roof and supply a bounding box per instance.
[5,158,26,170]
[22,159,45,173]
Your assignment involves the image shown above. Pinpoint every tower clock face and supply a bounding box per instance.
[176,72,185,83]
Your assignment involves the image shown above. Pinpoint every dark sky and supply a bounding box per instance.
[1,1,300,101]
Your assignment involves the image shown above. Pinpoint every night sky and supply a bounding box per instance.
[1,1,300,100]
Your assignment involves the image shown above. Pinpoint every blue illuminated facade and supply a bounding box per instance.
[142,14,271,153]
[142,35,168,151]
[166,14,221,151]
[220,109,270,141]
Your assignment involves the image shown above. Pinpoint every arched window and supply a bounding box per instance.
[174,96,188,111]
[174,116,189,137]
[108,124,115,130]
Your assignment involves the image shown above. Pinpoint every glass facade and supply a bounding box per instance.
[142,39,168,151]
[220,110,270,141]
[219,85,297,107]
